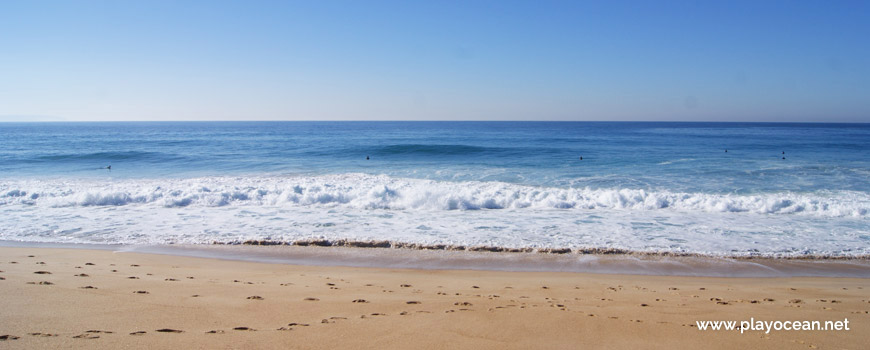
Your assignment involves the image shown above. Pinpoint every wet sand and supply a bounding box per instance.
[0,247,868,349]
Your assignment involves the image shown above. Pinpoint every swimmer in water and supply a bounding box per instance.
[366,156,370,160]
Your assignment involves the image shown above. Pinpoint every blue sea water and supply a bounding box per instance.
[1,121,868,257]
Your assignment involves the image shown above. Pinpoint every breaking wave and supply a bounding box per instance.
[2,174,868,217]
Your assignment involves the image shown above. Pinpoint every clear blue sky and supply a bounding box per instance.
[1,0,868,122]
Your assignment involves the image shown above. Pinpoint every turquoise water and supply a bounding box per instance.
[1,122,868,256]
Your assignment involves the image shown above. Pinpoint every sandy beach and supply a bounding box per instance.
[0,247,866,349]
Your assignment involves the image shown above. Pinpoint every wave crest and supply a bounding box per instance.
[1,174,867,217]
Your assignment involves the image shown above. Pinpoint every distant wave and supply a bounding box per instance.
[2,174,868,217]
[30,151,180,162]
[657,158,696,165]
[370,144,510,156]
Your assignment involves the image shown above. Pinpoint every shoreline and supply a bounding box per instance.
[0,246,867,349]
[3,241,869,278]
[230,238,870,260]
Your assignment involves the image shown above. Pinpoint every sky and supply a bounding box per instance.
[1,0,868,122]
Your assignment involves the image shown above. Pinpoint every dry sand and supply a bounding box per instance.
[0,247,867,349]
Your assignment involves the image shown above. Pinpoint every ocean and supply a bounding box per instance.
[1,121,868,258]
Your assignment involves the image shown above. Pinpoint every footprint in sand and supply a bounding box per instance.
[134,290,149,294]
[205,330,225,334]
[352,299,369,303]
[80,286,98,289]
[128,276,139,279]
[85,263,95,266]
[0,335,19,341]
[72,333,100,339]
[129,331,146,335]
[33,271,51,274]
[247,296,264,300]
[75,273,89,277]
[165,278,178,282]
[28,333,57,337]
[233,327,255,331]
[155,329,183,333]
[304,297,319,301]
[406,301,421,304]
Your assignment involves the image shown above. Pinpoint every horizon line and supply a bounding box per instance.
[1,120,868,124]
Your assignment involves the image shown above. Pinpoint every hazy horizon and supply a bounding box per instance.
[2,1,868,123]
[2,118,870,124]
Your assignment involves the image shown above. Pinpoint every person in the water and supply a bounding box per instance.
[366,156,370,160]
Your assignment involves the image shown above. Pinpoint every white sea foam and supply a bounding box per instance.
[1,174,868,217]
[1,174,868,257]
